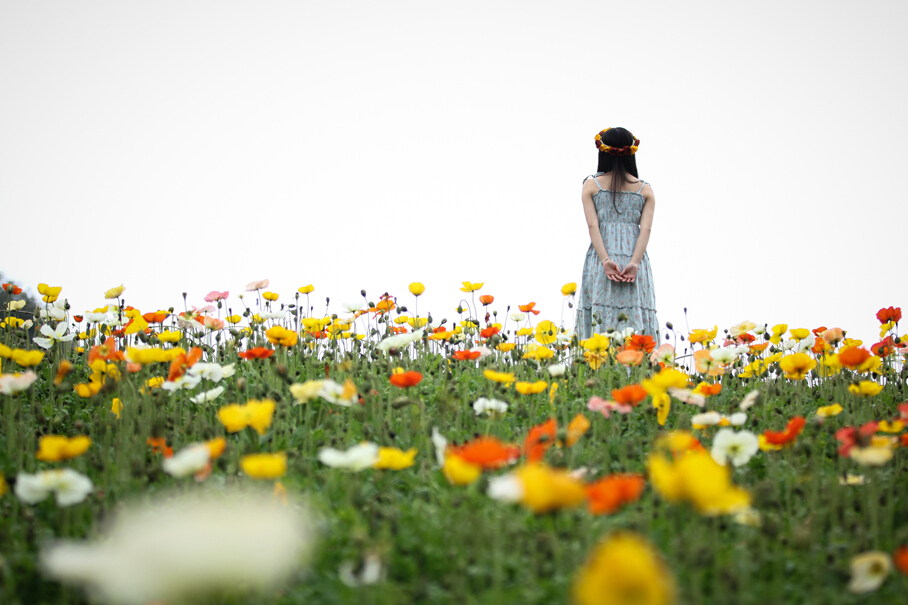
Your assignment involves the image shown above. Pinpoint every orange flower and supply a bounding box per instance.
[73,315,84,323]
[627,334,656,353]
[54,361,73,386]
[142,311,169,324]
[876,306,902,324]
[389,371,423,388]
[389,326,408,335]
[748,342,770,354]
[692,382,722,397]
[88,337,124,365]
[479,295,495,306]
[871,337,896,357]
[480,326,500,339]
[615,349,644,366]
[451,436,520,469]
[838,347,871,369]
[566,414,591,447]
[147,437,173,458]
[763,416,806,446]
[238,347,275,360]
[611,384,648,407]
[167,347,203,381]
[585,474,646,515]
[518,302,541,316]
[452,350,482,361]
[371,296,396,316]
[524,418,557,462]
[894,545,908,576]
[2,282,22,295]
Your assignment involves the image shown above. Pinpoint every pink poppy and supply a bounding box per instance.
[246,279,270,291]
[204,290,229,302]
[587,396,632,418]
[192,305,216,315]
[203,316,225,330]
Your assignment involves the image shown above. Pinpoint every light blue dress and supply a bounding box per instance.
[577,173,660,340]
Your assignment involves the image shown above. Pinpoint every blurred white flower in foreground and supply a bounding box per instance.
[41,489,318,605]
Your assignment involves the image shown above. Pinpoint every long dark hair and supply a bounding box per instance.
[595,127,639,212]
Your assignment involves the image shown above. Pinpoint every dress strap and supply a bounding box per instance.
[592,176,603,190]
[635,180,648,194]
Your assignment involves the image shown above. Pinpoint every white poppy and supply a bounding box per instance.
[339,552,383,587]
[691,412,722,426]
[84,311,108,324]
[667,388,706,407]
[710,429,759,467]
[258,312,287,320]
[162,444,211,478]
[376,329,424,352]
[187,363,225,383]
[6,299,26,311]
[556,329,575,343]
[728,321,756,337]
[16,469,93,507]
[38,299,68,321]
[161,373,203,392]
[547,363,567,377]
[738,390,760,411]
[509,313,526,323]
[795,334,817,353]
[728,412,748,426]
[431,427,447,467]
[189,386,225,404]
[342,302,364,313]
[473,397,509,416]
[33,323,76,350]
[847,551,892,594]
[317,442,380,471]
[0,370,38,394]
[317,380,357,407]
[487,473,524,503]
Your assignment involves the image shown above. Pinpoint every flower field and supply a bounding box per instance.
[1,279,907,605]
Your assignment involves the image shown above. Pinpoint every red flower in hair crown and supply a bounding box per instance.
[595,127,640,156]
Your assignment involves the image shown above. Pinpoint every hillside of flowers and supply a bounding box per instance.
[1,279,906,605]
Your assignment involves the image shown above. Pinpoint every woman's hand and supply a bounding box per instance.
[602,259,624,282]
[620,262,639,283]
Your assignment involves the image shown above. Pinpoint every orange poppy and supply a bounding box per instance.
[876,306,902,324]
[611,384,648,406]
[894,545,908,576]
[451,436,520,469]
[432,326,447,334]
[239,347,275,360]
[2,282,22,295]
[735,333,756,344]
[167,347,203,381]
[452,350,482,361]
[88,337,125,365]
[524,418,557,462]
[480,326,500,339]
[763,416,806,446]
[812,326,827,336]
[838,347,870,369]
[389,326,408,335]
[871,337,896,357]
[626,334,656,353]
[389,371,423,388]
[694,382,722,396]
[371,296,396,316]
[748,342,770,354]
[479,295,495,305]
[518,302,541,316]
[54,361,73,386]
[585,474,646,515]
[143,311,169,324]
[73,315,84,323]
[147,437,173,458]
[615,349,645,366]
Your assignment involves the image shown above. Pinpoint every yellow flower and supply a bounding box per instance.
[689,326,718,344]
[641,369,691,428]
[584,351,605,370]
[262,291,279,301]
[515,381,548,395]
[408,282,425,296]
[582,333,611,352]
[265,325,298,347]
[789,328,810,341]
[240,452,287,479]
[0,344,11,358]
[561,282,577,296]
[373,447,417,470]
[522,343,554,361]
[459,281,483,292]
[442,454,482,485]
[848,381,883,397]
[111,398,123,419]
[758,435,783,451]
[565,414,590,447]
[816,403,843,417]
[407,317,428,329]
[648,449,751,516]
[483,369,515,384]
[1,316,24,329]
[535,320,557,345]
[12,349,44,367]
[141,376,165,393]
[877,420,904,433]
[515,327,533,337]
[35,435,91,462]
[206,437,227,459]
[769,323,788,344]
[778,352,816,379]
[0,476,6,497]
[74,382,101,398]
[156,331,182,343]
[124,315,149,335]
[514,463,587,513]
[217,399,276,435]
[857,355,882,374]
[573,532,676,605]
[104,284,125,299]
[38,283,63,303]
[297,284,315,294]
[847,551,892,594]
[225,314,242,324]
[496,342,516,352]
[129,347,185,365]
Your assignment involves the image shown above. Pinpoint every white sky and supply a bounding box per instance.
[2,0,906,345]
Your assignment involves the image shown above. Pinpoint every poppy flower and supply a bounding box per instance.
[262,291,279,301]
[54,361,73,386]
[478,295,494,305]
[688,326,718,344]
[612,384,648,407]
[515,381,548,395]
[238,347,275,360]
[480,325,500,338]
[147,437,174,458]
[876,306,901,324]
[763,416,806,446]
[894,546,908,577]
[2,282,22,295]
[692,382,722,397]
[838,346,871,369]
[627,334,656,353]
[615,349,645,366]
[835,422,879,457]
[778,353,816,379]
[524,418,557,462]
[103,284,125,299]
[450,436,520,469]
[871,336,896,357]
[565,414,591,447]
[204,290,229,302]
[245,279,269,291]
[389,371,422,388]
[298,284,314,294]
[518,302,541,316]
[460,282,484,292]
[167,347,203,382]
[88,337,125,365]
[452,350,482,361]
[585,474,646,514]
[36,435,92,462]
[561,282,577,296]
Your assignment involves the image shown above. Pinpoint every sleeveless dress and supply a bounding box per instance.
[577,173,660,341]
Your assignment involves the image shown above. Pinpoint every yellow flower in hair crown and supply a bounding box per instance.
[594,127,640,155]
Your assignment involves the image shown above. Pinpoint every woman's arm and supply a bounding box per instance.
[620,185,656,282]
[582,181,624,281]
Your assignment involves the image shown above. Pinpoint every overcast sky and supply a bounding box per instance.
[2,0,905,345]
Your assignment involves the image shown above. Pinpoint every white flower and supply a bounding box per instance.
[691,412,722,426]
[795,334,816,353]
[555,329,575,343]
[317,443,379,471]
[709,347,747,364]
[431,427,447,466]
[189,386,225,404]
[710,429,759,467]
[473,397,508,416]
[509,313,526,322]
[847,551,892,594]
[258,311,286,320]
[16,469,93,507]
[84,311,108,324]
[317,380,357,407]
[667,388,705,407]
[342,302,364,313]
[376,329,424,352]
[738,390,760,411]
[162,444,211,478]
[780,339,798,351]
[161,373,203,392]
[487,473,524,503]
[38,299,68,321]
[0,370,38,394]
[546,363,567,377]
[187,363,224,383]
[339,551,383,587]
[728,321,756,337]
[40,489,317,605]
[728,412,747,426]
[221,363,236,378]
[33,323,76,350]
[471,346,494,359]
[604,326,636,339]
[6,299,26,311]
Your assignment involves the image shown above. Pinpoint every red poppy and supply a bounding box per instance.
[389,326,408,335]
[451,350,482,361]
[763,416,806,446]
[432,326,447,334]
[479,326,500,339]
[143,311,169,324]
[2,282,22,295]
[838,347,871,369]
[876,306,902,324]
[239,347,275,360]
[307,330,327,339]
[626,334,656,353]
[389,371,423,388]
[871,336,896,357]
[524,418,557,462]
[611,384,648,406]
[810,336,828,354]
[585,474,646,515]
[812,326,827,336]
[518,302,541,316]
[88,337,125,365]
[895,546,908,577]
[479,295,494,306]
[450,436,520,469]
[835,421,879,457]
[147,437,174,458]
[73,315,84,323]
[736,333,756,344]
[167,347,203,381]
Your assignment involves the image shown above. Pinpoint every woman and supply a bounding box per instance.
[577,127,660,341]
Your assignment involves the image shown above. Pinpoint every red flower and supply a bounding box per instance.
[480,326,500,339]
[2,282,22,295]
[451,350,482,361]
[871,336,896,357]
[626,334,656,353]
[835,421,878,457]
[479,295,494,306]
[450,436,520,469]
[239,347,275,360]
[432,326,447,334]
[389,371,423,388]
[876,306,902,324]
[518,302,541,316]
[147,437,173,458]
[895,546,908,576]
[88,337,125,365]
[838,347,871,369]
[524,418,557,462]
[611,384,648,407]
[73,315,84,323]
[585,474,646,515]
[763,416,806,446]
[812,326,827,336]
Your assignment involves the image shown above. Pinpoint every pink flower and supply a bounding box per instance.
[192,305,216,316]
[203,316,225,331]
[649,343,675,365]
[0,370,38,394]
[587,396,632,418]
[245,279,269,291]
[204,290,229,303]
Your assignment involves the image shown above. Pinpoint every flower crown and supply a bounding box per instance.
[594,127,640,156]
